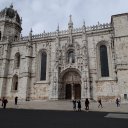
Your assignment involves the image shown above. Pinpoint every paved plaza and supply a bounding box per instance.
[0,109,128,128]
[0,100,128,113]
[0,100,128,128]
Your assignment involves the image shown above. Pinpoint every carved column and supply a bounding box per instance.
[0,39,11,97]
[81,23,90,99]
[71,84,75,100]
[25,40,32,100]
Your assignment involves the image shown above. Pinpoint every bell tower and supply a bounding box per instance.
[0,4,22,98]
[0,4,22,41]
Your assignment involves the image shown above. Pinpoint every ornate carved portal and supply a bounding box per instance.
[60,69,81,100]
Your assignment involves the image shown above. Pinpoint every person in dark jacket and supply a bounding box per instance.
[77,100,81,111]
[85,98,90,111]
[3,98,8,109]
[116,98,120,107]
[15,96,18,105]
[72,99,76,111]
[98,98,103,108]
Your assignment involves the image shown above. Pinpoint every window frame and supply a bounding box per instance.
[14,52,20,69]
[40,52,47,81]
[67,49,75,64]
[100,45,109,77]
[11,75,18,92]
[96,41,113,80]
[37,49,48,82]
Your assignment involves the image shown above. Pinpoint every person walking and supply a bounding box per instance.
[15,96,18,105]
[3,98,8,109]
[85,98,90,111]
[98,98,103,108]
[77,100,81,111]
[72,99,76,111]
[116,98,120,107]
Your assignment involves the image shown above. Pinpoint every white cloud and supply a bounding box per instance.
[1,0,128,36]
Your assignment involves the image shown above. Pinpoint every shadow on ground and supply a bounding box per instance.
[0,109,127,128]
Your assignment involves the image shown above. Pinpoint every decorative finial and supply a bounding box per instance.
[83,20,85,27]
[57,23,59,32]
[82,19,86,33]
[30,28,33,33]
[69,15,72,22]
[68,14,73,29]
[29,28,33,41]
[10,3,13,8]
[98,21,100,26]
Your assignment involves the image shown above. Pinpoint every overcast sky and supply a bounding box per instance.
[0,0,128,36]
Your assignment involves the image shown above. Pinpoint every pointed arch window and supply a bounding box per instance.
[12,75,18,91]
[15,53,20,68]
[0,31,1,40]
[100,45,109,77]
[68,50,75,63]
[40,52,47,80]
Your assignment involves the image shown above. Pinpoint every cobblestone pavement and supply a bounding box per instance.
[0,100,128,113]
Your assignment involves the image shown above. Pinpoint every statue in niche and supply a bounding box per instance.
[68,50,75,63]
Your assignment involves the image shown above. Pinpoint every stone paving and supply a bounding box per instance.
[0,100,128,113]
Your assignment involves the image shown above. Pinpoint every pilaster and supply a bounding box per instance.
[0,39,11,97]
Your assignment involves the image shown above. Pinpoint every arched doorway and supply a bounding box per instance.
[74,84,81,99]
[60,69,81,100]
[66,84,72,99]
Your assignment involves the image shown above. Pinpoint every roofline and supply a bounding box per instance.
[111,13,128,18]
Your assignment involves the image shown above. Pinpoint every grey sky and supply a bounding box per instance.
[0,0,128,36]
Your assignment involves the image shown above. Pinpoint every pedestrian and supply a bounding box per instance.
[77,100,81,111]
[116,98,120,107]
[72,99,76,111]
[3,98,8,109]
[85,98,90,111]
[1,97,5,107]
[98,98,103,108]
[15,96,18,105]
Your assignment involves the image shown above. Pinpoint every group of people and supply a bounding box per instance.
[72,98,90,111]
[0,96,18,109]
[0,97,8,109]
[72,98,120,111]
[0,96,121,110]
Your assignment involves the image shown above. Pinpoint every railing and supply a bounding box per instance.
[86,23,111,31]
[21,23,111,41]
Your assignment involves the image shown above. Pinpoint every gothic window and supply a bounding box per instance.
[14,35,18,41]
[12,75,18,91]
[40,52,47,80]
[68,50,75,63]
[100,45,109,77]
[14,52,20,68]
[0,31,1,40]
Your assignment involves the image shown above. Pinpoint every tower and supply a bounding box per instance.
[0,4,22,41]
[0,4,22,98]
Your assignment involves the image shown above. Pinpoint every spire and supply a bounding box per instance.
[29,28,33,41]
[68,15,73,29]
[82,20,86,33]
[83,20,85,27]
[56,23,59,32]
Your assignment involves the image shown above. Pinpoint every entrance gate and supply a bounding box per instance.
[61,70,81,100]
[66,84,72,99]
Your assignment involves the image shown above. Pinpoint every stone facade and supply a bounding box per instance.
[0,5,128,102]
